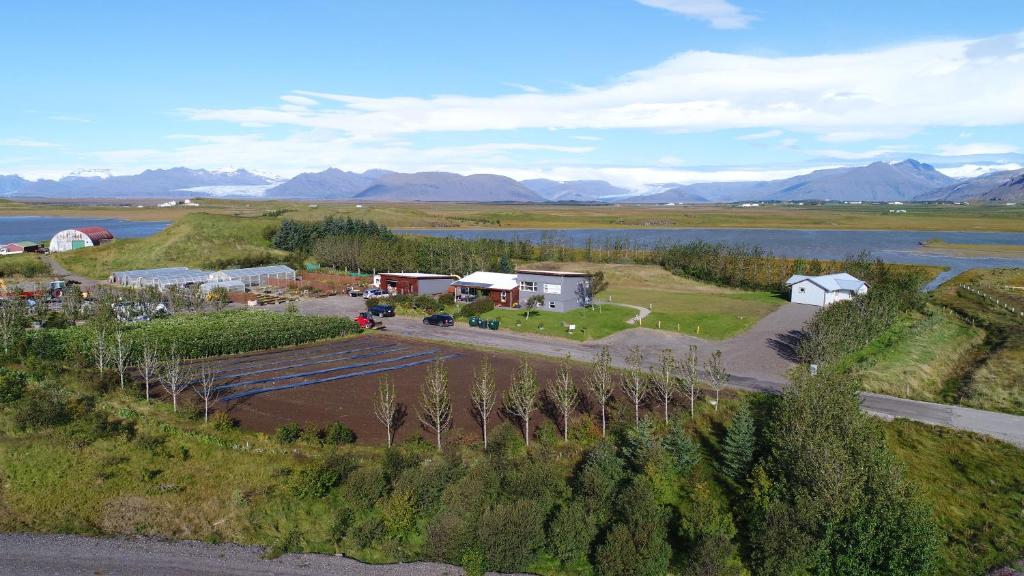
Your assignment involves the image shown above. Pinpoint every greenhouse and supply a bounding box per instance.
[112,267,214,289]
[208,265,296,288]
[200,279,246,294]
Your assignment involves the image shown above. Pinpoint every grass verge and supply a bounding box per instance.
[477,304,637,341]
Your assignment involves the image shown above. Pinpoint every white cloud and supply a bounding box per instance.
[937,163,1022,178]
[0,138,59,148]
[810,147,907,160]
[502,82,542,94]
[818,129,914,143]
[635,0,754,29]
[183,31,1024,141]
[280,94,318,107]
[737,129,783,140]
[573,135,603,141]
[47,115,94,124]
[937,142,1019,156]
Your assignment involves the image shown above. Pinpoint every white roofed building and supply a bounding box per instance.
[450,271,519,307]
[785,273,868,307]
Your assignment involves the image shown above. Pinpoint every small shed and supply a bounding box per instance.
[0,241,41,255]
[209,265,296,288]
[450,272,519,307]
[48,227,114,252]
[786,273,868,307]
[378,272,459,296]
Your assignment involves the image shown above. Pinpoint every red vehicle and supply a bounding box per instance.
[354,312,380,329]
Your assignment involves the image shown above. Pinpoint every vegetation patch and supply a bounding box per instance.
[477,305,637,341]
[0,253,49,279]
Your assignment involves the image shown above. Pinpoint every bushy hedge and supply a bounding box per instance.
[455,298,494,319]
[25,310,360,362]
[367,294,445,315]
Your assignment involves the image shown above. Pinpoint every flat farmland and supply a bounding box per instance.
[202,333,598,443]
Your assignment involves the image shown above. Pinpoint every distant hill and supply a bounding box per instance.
[632,160,954,203]
[0,175,28,196]
[920,168,1024,202]
[3,168,273,198]
[265,168,378,199]
[521,179,631,202]
[356,172,545,202]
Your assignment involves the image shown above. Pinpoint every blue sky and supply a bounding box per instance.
[2,0,1023,187]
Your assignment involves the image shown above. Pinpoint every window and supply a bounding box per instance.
[500,291,507,303]
[798,287,806,293]
[519,281,537,292]
[548,301,556,309]
[543,283,562,295]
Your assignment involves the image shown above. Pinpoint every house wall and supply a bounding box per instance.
[517,273,591,312]
[790,280,827,306]
[488,286,519,307]
[416,277,457,296]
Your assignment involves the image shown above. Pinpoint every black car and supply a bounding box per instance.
[368,304,395,317]
[422,313,454,327]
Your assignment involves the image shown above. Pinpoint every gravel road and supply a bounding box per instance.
[0,533,483,576]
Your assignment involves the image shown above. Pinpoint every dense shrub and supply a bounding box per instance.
[12,387,71,431]
[209,411,236,431]
[274,423,302,444]
[574,441,627,521]
[343,465,389,510]
[455,298,494,319]
[594,476,672,576]
[478,500,547,572]
[26,310,360,362]
[547,499,598,563]
[292,453,357,498]
[0,367,28,403]
[324,421,356,444]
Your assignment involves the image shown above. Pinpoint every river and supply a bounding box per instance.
[400,228,1024,290]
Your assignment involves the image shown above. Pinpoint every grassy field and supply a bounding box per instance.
[0,253,50,279]
[931,268,1024,415]
[3,198,1024,232]
[55,212,288,279]
[918,239,1024,258]
[526,261,785,339]
[885,419,1024,575]
[477,304,638,341]
[844,308,985,403]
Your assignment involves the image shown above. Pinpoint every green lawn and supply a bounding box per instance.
[886,418,1024,575]
[844,308,985,403]
[528,262,785,340]
[56,212,288,279]
[477,304,637,341]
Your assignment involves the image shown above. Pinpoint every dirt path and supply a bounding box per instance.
[0,533,487,576]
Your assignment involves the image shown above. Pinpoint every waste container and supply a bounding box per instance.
[469,316,479,327]
[488,319,499,330]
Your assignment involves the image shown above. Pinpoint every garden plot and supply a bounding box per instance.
[210,333,598,444]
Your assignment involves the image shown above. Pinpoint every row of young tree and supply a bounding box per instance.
[372,345,731,451]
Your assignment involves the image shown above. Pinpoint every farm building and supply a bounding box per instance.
[113,267,214,289]
[48,227,114,252]
[0,241,41,255]
[377,272,459,296]
[516,269,593,312]
[209,265,296,288]
[786,273,868,307]
[450,272,519,307]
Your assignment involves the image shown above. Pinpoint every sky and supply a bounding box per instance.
[2,0,1023,188]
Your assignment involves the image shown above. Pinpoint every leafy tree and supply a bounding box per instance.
[574,441,627,522]
[325,421,357,444]
[663,418,702,474]
[704,350,729,411]
[373,376,398,447]
[749,369,941,576]
[0,299,29,356]
[470,357,497,448]
[594,476,672,576]
[679,344,701,418]
[504,359,540,446]
[547,499,598,564]
[720,399,755,483]
[524,294,545,319]
[478,500,547,572]
[651,348,678,423]
[0,367,28,403]
[548,354,578,441]
[621,345,648,426]
[418,360,452,450]
[678,483,744,576]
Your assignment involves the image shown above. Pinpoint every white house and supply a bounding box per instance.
[785,273,868,307]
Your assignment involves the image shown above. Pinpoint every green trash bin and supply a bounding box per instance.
[488,319,499,330]
[469,316,479,327]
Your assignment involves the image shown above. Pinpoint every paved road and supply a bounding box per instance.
[0,533,477,576]
[271,296,1024,447]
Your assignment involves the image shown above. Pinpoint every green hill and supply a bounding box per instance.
[56,212,288,279]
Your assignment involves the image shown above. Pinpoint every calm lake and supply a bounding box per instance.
[401,228,1024,290]
[0,216,170,245]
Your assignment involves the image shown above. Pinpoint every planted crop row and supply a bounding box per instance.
[214,349,434,392]
[26,310,360,361]
[210,344,401,380]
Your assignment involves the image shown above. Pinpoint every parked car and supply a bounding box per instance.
[362,288,385,299]
[347,287,363,297]
[422,313,454,327]
[354,312,377,329]
[369,304,395,317]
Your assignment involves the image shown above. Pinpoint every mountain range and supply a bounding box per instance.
[0,160,1021,203]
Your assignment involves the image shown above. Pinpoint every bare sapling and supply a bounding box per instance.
[138,338,159,401]
[704,349,729,411]
[418,359,452,450]
[504,358,540,446]
[374,376,399,447]
[679,344,701,418]
[549,354,579,441]
[651,348,678,423]
[113,328,134,390]
[470,356,497,448]
[587,346,615,437]
[193,363,219,422]
[160,349,192,412]
[621,345,648,426]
